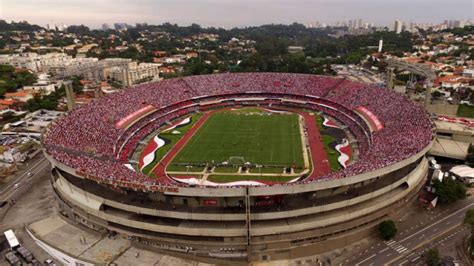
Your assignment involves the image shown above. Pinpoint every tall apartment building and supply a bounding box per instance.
[394,19,403,34]
[109,62,161,87]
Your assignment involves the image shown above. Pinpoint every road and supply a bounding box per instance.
[390,224,469,265]
[343,199,474,266]
[0,154,50,203]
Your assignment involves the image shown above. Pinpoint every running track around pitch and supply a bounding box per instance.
[264,106,331,178]
[152,112,212,183]
[300,112,331,178]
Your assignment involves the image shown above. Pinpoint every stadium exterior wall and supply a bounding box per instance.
[46,145,430,262]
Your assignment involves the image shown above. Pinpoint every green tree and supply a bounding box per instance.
[0,64,37,97]
[24,95,42,112]
[425,248,440,266]
[432,178,467,204]
[432,90,443,99]
[378,220,397,240]
[285,53,311,74]
[467,144,474,167]
[465,209,474,228]
[70,76,84,94]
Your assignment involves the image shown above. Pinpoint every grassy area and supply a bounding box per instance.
[171,111,305,170]
[169,174,202,179]
[321,134,341,171]
[316,113,324,128]
[315,114,341,171]
[207,174,298,183]
[457,104,474,118]
[166,164,205,172]
[213,166,240,173]
[141,113,203,175]
[248,167,284,174]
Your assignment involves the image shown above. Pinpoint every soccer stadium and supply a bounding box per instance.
[42,73,434,262]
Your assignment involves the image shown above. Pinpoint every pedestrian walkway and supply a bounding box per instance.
[384,239,408,254]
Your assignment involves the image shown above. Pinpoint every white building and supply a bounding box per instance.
[22,73,62,95]
[450,165,474,184]
[0,53,71,72]
[3,109,62,134]
[109,62,161,86]
[394,19,403,34]
[0,147,26,163]
[463,68,474,78]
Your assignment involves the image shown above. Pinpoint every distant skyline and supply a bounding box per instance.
[0,0,473,29]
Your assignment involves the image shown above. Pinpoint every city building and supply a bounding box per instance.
[394,19,403,34]
[109,62,161,86]
[48,57,133,81]
[0,53,70,72]
[4,91,34,103]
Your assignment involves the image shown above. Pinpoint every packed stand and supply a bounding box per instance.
[43,73,434,190]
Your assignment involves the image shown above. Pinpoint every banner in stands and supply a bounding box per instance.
[115,105,156,129]
[203,199,217,205]
[356,106,384,131]
[438,115,474,127]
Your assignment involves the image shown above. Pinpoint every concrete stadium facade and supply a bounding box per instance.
[47,145,430,262]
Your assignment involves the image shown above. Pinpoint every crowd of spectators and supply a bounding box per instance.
[42,73,434,190]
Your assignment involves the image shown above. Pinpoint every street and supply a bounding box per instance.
[0,154,50,203]
[343,199,474,266]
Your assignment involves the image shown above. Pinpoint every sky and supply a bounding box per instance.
[0,0,473,29]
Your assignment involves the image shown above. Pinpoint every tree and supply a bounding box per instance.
[467,144,474,167]
[70,76,84,94]
[425,248,440,266]
[0,64,37,97]
[378,220,397,240]
[465,209,474,228]
[432,90,443,99]
[432,178,467,204]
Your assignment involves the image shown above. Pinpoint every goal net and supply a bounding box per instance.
[228,156,246,165]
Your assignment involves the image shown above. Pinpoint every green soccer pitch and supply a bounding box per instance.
[169,110,305,172]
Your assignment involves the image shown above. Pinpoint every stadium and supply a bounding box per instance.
[42,73,434,262]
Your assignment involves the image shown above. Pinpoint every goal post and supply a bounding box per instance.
[228,156,246,165]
